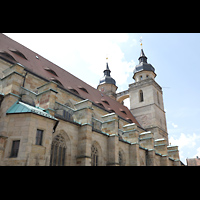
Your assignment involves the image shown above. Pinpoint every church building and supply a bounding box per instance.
[0,34,183,166]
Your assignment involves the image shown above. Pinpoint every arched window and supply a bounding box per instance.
[139,90,144,102]
[50,134,66,166]
[91,144,98,166]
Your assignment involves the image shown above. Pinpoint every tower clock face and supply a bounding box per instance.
[100,87,104,92]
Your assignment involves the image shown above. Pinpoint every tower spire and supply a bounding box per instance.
[133,39,156,81]
[104,56,111,76]
[97,56,118,100]
[139,37,147,63]
[139,49,147,63]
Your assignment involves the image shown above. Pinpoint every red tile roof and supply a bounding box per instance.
[186,157,200,166]
[0,33,141,126]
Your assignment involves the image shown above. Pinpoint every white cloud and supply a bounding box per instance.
[5,33,135,90]
[130,39,137,47]
[169,132,200,150]
[169,132,200,164]
[61,33,134,89]
[124,98,130,109]
[193,147,200,158]
[172,122,178,128]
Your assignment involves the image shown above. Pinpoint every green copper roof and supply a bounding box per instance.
[6,101,58,121]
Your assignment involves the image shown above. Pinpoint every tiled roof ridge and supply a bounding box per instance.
[0,33,141,126]
[1,34,101,93]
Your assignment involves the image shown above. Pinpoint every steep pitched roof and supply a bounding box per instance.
[0,33,140,126]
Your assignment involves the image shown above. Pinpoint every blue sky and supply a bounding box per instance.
[4,33,200,165]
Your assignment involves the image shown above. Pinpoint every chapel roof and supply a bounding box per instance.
[0,33,140,126]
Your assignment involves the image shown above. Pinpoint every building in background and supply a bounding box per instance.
[186,157,200,166]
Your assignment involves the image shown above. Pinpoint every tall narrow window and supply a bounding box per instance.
[50,134,66,166]
[36,129,43,145]
[139,90,144,102]
[91,145,98,166]
[10,140,20,158]
[157,91,160,105]
[119,151,123,166]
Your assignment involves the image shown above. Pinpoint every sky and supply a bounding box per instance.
[4,33,200,165]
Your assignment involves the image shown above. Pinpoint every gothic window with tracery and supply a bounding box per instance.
[50,134,66,166]
[91,144,98,166]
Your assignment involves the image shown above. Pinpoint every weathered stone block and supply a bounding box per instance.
[154,138,168,155]
[167,145,180,161]
[139,131,154,149]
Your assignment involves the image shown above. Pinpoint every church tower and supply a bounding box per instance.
[97,58,118,100]
[129,44,168,142]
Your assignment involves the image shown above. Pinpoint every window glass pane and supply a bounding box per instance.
[139,90,144,102]
[10,140,20,157]
[36,129,43,145]
[96,155,98,166]
[50,134,66,166]
[58,146,62,166]
[62,147,66,166]
[53,145,58,166]
[50,145,54,166]
[91,145,98,166]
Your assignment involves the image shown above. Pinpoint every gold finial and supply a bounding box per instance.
[140,36,143,49]
[106,54,108,61]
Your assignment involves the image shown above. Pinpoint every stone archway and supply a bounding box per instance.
[116,90,130,104]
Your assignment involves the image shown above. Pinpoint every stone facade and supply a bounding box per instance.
[0,59,181,166]
[129,78,168,142]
